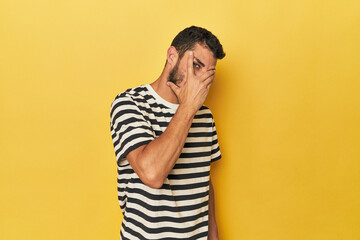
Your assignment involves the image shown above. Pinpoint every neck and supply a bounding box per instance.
[150,68,179,104]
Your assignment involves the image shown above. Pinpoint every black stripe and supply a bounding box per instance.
[112,108,145,127]
[179,151,212,158]
[194,113,212,119]
[112,116,147,131]
[119,201,126,212]
[211,155,222,163]
[115,132,153,156]
[118,178,209,191]
[126,207,208,223]
[118,194,127,202]
[117,187,209,202]
[187,132,213,137]
[132,86,148,92]
[210,146,220,155]
[116,140,152,166]
[113,125,153,149]
[146,119,213,129]
[124,214,208,234]
[169,180,209,190]
[121,226,145,240]
[154,130,163,136]
[110,100,136,117]
[167,170,209,180]
[112,116,144,129]
[149,119,169,127]
[127,197,208,212]
[191,122,212,128]
[138,105,174,118]
[173,161,209,169]
[184,141,212,148]
[122,225,208,240]
[132,93,156,102]
[117,168,134,175]
[120,220,127,239]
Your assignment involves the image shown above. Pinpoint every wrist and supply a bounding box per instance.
[177,103,197,121]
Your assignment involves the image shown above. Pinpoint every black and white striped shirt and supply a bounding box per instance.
[110,84,221,240]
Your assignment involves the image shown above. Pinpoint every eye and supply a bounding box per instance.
[193,62,200,69]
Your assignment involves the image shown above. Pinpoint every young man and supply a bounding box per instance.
[110,26,225,240]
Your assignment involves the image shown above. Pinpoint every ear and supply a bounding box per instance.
[166,46,178,68]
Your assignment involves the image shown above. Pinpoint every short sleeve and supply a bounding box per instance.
[210,117,221,163]
[110,93,155,165]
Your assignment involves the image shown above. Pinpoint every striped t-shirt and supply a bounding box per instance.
[110,84,221,240]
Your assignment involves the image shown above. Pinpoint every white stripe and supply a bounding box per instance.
[125,210,208,230]
[126,200,209,218]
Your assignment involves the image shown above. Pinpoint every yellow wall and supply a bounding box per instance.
[1,0,359,239]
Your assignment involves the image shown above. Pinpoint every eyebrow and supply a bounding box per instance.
[194,56,216,71]
[193,56,205,67]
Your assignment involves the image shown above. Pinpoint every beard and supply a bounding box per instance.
[167,60,185,86]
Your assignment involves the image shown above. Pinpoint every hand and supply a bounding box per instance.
[167,51,215,116]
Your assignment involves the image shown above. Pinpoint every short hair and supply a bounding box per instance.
[170,26,226,60]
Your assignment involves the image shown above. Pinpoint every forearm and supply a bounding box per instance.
[138,104,195,185]
[208,180,218,240]
[130,51,215,188]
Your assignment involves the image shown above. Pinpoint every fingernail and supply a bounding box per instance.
[189,51,193,55]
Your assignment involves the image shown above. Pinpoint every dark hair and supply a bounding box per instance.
[170,26,226,60]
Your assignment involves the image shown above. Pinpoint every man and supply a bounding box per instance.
[110,26,225,240]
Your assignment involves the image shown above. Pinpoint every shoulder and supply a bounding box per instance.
[111,85,148,103]
[110,85,151,123]
[110,85,149,110]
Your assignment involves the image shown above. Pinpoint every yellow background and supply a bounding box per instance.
[1,0,359,239]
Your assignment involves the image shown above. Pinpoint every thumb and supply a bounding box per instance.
[167,81,180,96]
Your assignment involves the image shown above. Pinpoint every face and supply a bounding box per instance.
[167,43,217,86]
[168,57,184,85]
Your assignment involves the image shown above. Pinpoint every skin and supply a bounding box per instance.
[126,43,219,239]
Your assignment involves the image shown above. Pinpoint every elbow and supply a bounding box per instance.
[127,146,165,189]
[143,176,164,189]
[141,169,164,189]
[146,180,164,189]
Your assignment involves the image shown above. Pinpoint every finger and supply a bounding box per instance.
[167,81,180,95]
[178,77,187,88]
[203,74,215,87]
[199,69,215,82]
[187,51,194,78]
